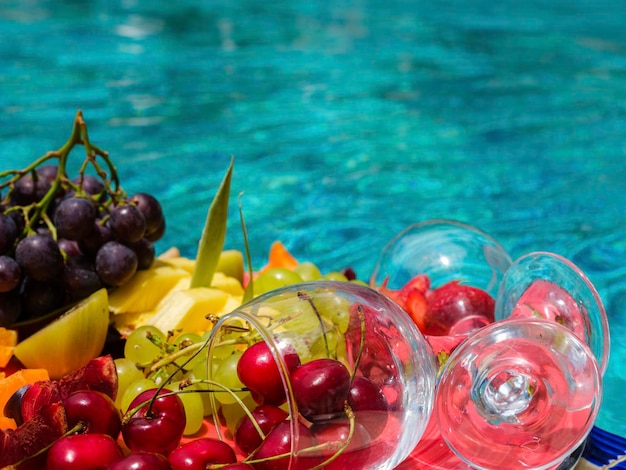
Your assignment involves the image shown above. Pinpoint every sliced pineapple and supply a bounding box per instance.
[160,256,196,275]
[148,287,242,334]
[108,261,191,314]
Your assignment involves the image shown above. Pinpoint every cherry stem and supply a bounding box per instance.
[298,291,330,357]
[187,378,265,439]
[235,404,356,470]
[351,303,366,380]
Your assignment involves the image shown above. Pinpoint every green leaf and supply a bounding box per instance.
[190,157,234,288]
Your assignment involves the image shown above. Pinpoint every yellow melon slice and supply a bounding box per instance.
[13,289,109,379]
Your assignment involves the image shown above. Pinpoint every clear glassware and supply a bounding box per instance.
[494,251,610,376]
[369,219,513,468]
[370,219,512,338]
[204,280,437,470]
[370,219,512,296]
[435,318,602,470]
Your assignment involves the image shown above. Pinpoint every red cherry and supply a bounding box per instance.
[46,433,123,469]
[63,390,122,438]
[250,421,320,470]
[121,388,186,456]
[108,451,171,469]
[220,465,254,469]
[309,419,372,469]
[291,358,351,421]
[234,404,289,455]
[348,376,389,438]
[168,438,237,470]
[236,341,301,406]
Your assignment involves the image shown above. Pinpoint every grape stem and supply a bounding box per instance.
[0,110,125,237]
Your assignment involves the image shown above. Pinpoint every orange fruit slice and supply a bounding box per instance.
[0,328,18,368]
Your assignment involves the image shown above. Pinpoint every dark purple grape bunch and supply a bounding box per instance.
[0,111,166,327]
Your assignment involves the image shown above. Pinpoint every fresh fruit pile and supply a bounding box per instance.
[0,111,165,328]
[1,282,400,469]
[0,114,494,469]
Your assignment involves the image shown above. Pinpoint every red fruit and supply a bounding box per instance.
[425,281,495,335]
[46,433,124,469]
[378,274,430,309]
[404,289,429,332]
[63,390,122,438]
[291,358,351,421]
[0,401,68,468]
[309,419,372,469]
[168,438,237,470]
[250,421,320,470]
[57,354,118,400]
[121,388,186,456]
[234,404,289,455]
[108,452,171,470]
[221,465,254,469]
[348,376,389,438]
[5,380,59,425]
[17,355,118,423]
[236,341,301,406]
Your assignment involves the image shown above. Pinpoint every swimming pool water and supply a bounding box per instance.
[2,0,626,438]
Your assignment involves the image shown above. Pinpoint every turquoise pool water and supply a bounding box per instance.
[2,0,626,438]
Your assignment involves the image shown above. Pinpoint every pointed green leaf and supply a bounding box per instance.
[190,157,234,288]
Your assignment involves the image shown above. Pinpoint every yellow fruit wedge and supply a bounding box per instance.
[13,288,109,380]
[110,311,159,337]
[160,256,196,274]
[108,262,191,314]
[162,250,244,284]
[148,287,242,334]
[210,272,245,296]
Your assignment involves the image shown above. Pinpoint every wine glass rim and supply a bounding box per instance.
[506,250,610,375]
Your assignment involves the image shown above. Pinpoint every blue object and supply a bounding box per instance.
[584,426,626,468]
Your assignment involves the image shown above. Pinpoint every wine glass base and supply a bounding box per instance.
[555,440,587,470]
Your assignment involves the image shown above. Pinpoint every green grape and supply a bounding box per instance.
[120,377,157,413]
[219,393,258,435]
[124,325,166,364]
[254,268,303,296]
[114,357,144,410]
[166,381,205,436]
[312,290,352,334]
[321,271,348,282]
[171,331,204,368]
[211,350,247,405]
[191,355,224,417]
[293,262,322,281]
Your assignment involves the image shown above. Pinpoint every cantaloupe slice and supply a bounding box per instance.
[13,289,109,379]
[0,328,18,368]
